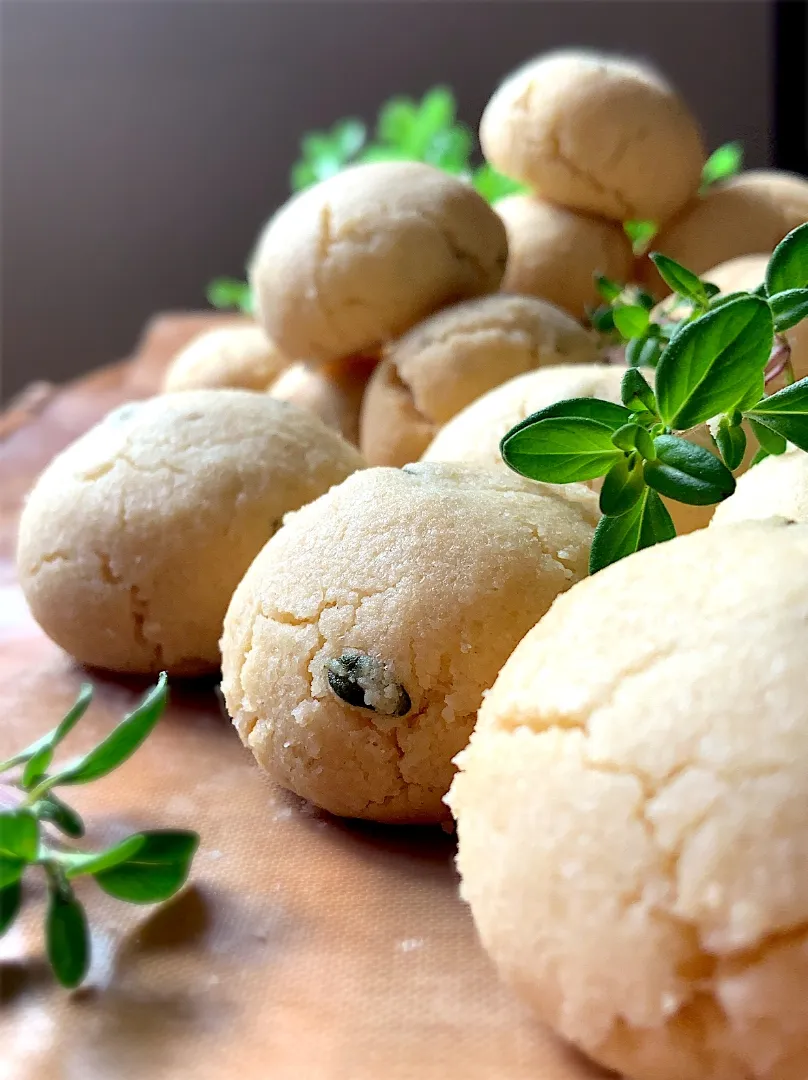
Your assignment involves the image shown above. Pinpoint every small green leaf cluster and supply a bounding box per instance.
[0,674,199,988]
[501,222,808,574]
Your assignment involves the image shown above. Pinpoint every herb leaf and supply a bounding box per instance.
[626,336,664,369]
[507,398,633,433]
[649,253,712,306]
[745,378,808,451]
[769,288,808,333]
[612,423,657,460]
[700,141,743,190]
[595,274,623,303]
[470,163,527,202]
[655,296,773,429]
[714,415,748,470]
[46,674,168,790]
[0,855,26,889]
[46,883,89,989]
[94,831,200,904]
[62,835,145,879]
[589,488,675,573]
[33,794,85,839]
[643,435,736,505]
[501,417,624,483]
[0,809,38,861]
[621,368,657,414]
[624,219,658,255]
[613,305,650,340]
[0,879,22,937]
[0,684,92,775]
[766,221,808,295]
[747,417,788,457]
[205,278,253,315]
[599,455,646,515]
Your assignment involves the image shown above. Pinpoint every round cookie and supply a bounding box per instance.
[640,171,808,295]
[480,50,705,223]
[447,519,808,1080]
[422,363,751,537]
[17,392,364,675]
[268,355,378,445]
[163,324,289,392]
[711,449,808,527]
[249,161,508,364]
[220,462,598,823]
[359,294,598,467]
[496,196,634,319]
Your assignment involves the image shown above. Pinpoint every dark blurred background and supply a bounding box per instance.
[1,0,804,402]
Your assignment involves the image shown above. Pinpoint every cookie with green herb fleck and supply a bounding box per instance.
[447,518,808,1080]
[480,50,705,224]
[640,171,808,297]
[495,196,633,319]
[220,462,597,823]
[163,324,290,393]
[249,161,507,365]
[359,293,597,467]
[17,392,364,674]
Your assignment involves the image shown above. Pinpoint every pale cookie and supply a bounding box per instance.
[496,196,633,319]
[480,50,705,223]
[163,324,289,392]
[448,519,808,1080]
[423,363,753,536]
[220,462,598,823]
[249,161,508,364]
[268,355,378,445]
[711,449,808,527]
[359,294,597,466]
[640,171,808,296]
[17,391,364,675]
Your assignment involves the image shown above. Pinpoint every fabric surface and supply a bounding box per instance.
[0,314,610,1080]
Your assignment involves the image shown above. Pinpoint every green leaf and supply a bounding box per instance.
[599,455,646,515]
[33,794,85,839]
[589,305,616,333]
[613,305,650,340]
[331,118,366,159]
[470,163,527,203]
[62,835,145,879]
[747,417,788,457]
[0,879,22,937]
[714,416,748,470]
[596,274,623,303]
[377,97,417,147]
[766,222,808,295]
[425,125,473,172]
[649,253,711,306]
[47,673,168,789]
[769,289,808,333]
[500,417,623,484]
[624,219,658,255]
[0,684,92,775]
[745,378,808,451]
[0,854,25,889]
[589,488,675,574]
[707,290,748,311]
[46,883,89,988]
[94,831,199,904]
[655,296,773,429]
[700,141,743,190]
[0,810,38,861]
[621,368,657,413]
[509,397,633,433]
[643,434,736,505]
[612,423,657,459]
[22,745,53,789]
[626,336,663,369]
[206,278,253,314]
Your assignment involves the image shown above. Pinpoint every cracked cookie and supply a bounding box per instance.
[358,294,598,467]
[480,50,705,225]
[248,161,508,365]
[495,195,633,319]
[447,519,808,1080]
[163,323,290,392]
[639,171,808,297]
[16,391,364,675]
[220,462,598,822]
